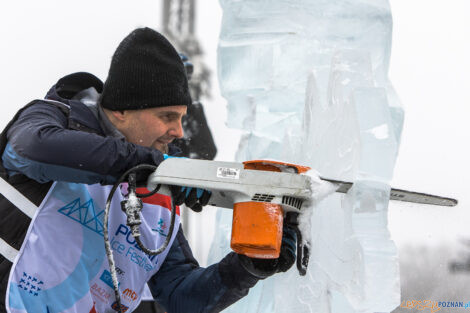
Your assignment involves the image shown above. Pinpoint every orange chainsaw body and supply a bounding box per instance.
[230,160,310,259]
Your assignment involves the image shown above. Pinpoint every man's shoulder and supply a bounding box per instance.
[22,99,71,115]
[16,98,103,136]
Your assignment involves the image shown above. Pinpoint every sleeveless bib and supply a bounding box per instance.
[6,181,180,313]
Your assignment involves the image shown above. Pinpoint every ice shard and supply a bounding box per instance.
[208,0,404,312]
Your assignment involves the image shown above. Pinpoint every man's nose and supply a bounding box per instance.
[168,120,184,139]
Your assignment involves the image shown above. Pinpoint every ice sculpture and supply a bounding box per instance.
[208,0,404,312]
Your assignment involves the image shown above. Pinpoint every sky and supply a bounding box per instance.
[0,0,469,261]
[386,0,470,246]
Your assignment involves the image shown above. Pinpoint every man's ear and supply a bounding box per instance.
[102,109,129,126]
[108,110,126,122]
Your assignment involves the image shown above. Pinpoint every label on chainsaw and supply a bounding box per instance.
[217,167,240,179]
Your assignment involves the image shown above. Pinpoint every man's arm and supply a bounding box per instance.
[148,228,260,313]
[3,102,164,184]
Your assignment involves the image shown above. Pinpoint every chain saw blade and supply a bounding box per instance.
[322,178,458,207]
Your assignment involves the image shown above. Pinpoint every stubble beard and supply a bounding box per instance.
[154,142,169,154]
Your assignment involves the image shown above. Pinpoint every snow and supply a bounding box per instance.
[126,193,141,210]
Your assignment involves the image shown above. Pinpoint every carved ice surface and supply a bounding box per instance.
[299,171,338,247]
[208,0,404,312]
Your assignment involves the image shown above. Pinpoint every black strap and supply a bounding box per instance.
[0,99,68,259]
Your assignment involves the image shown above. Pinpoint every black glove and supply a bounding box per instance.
[170,185,211,212]
[277,223,297,272]
[238,223,297,278]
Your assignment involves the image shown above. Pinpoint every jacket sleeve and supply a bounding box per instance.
[2,102,165,185]
[148,228,260,313]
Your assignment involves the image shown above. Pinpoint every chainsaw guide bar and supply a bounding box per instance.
[323,178,458,207]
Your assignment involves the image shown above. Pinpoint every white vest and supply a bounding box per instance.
[6,181,180,313]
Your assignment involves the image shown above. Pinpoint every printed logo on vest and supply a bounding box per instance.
[122,288,138,302]
[115,266,125,276]
[90,303,98,313]
[18,272,43,297]
[111,301,129,312]
[112,224,159,272]
[100,270,116,289]
[152,218,168,237]
[90,283,111,303]
[58,198,104,236]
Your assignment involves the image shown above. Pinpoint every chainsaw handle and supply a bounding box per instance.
[294,227,309,276]
[285,212,310,275]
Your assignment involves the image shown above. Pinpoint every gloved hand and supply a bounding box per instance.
[238,223,297,278]
[133,153,178,187]
[163,154,212,212]
[170,185,211,212]
[163,154,176,160]
[277,223,297,272]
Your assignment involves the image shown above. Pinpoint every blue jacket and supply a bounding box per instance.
[0,72,260,313]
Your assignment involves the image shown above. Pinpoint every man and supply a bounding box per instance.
[0,27,296,312]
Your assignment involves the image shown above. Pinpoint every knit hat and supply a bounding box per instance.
[100,27,192,110]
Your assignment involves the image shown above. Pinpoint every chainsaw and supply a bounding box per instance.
[146,158,458,275]
[104,158,457,312]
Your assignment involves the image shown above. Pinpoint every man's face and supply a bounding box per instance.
[117,105,187,153]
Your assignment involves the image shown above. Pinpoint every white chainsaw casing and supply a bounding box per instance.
[147,158,312,213]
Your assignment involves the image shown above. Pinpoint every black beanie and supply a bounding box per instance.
[100,27,192,110]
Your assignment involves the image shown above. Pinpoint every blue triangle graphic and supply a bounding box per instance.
[58,198,104,236]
